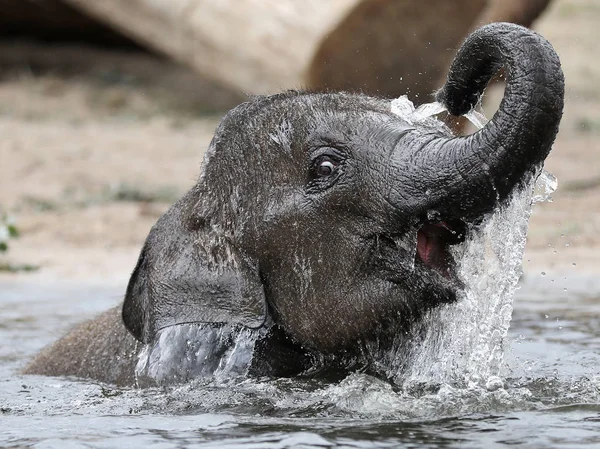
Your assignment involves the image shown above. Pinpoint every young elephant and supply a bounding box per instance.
[24,23,564,386]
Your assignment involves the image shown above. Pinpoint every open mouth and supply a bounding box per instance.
[416,219,466,278]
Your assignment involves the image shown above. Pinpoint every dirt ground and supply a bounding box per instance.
[1,0,599,285]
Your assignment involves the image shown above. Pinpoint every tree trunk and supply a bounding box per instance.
[62,0,551,100]
[62,0,487,99]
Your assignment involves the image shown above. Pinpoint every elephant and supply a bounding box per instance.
[23,23,564,387]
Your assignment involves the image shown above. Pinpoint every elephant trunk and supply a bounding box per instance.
[398,22,564,222]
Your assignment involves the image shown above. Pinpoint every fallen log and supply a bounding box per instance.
[62,0,551,100]
[62,0,485,99]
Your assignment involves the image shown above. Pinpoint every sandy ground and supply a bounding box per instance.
[0,0,599,286]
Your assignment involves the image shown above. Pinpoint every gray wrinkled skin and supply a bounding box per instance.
[24,23,564,386]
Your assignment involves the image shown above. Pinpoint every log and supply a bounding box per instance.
[62,0,551,100]
[62,0,485,100]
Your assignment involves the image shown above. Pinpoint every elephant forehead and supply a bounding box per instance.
[200,95,413,198]
[209,93,401,161]
[267,111,405,161]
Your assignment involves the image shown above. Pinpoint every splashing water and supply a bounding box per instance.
[401,181,534,387]
[388,96,558,389]
[532,170,558,203]
[135,324,263,386]
[464,108,489,129]
[391,96,450,132]
[391,94,490,129]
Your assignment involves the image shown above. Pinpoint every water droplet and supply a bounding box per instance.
[390,95,416,119]
[572,262,577,266]
[532,170,558,203]
[464,109,489,129]
[544,314,549,319]
[427,210,441,222]
[565,243,570,247]
[563,288,567,292]
[485,376,504,391]
[541,271,546,276]
[412,101,447,122]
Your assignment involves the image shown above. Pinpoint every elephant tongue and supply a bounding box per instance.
[416,223,453,276]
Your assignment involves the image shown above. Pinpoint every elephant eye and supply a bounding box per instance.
[307,148,345,192]
[313,155,339,178]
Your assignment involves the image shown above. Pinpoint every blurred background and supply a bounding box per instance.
[0,0,598,283]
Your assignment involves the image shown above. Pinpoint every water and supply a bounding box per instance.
[2,102,599,448]
[400,183,533,387]
[1,275,599,448]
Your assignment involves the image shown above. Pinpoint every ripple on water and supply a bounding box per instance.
[2,281,600,445]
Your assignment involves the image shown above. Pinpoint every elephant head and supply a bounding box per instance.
[122,23,564,359]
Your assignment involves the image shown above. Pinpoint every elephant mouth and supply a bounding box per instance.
[415,220,466,278]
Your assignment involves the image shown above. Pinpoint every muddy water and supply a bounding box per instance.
[0,274,598,449]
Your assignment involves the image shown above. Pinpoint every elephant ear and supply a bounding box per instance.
[122,191,267,344]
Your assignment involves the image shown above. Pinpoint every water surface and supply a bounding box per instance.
[1,274,599,449]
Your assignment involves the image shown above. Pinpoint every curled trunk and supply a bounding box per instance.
[401,22,564,221]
